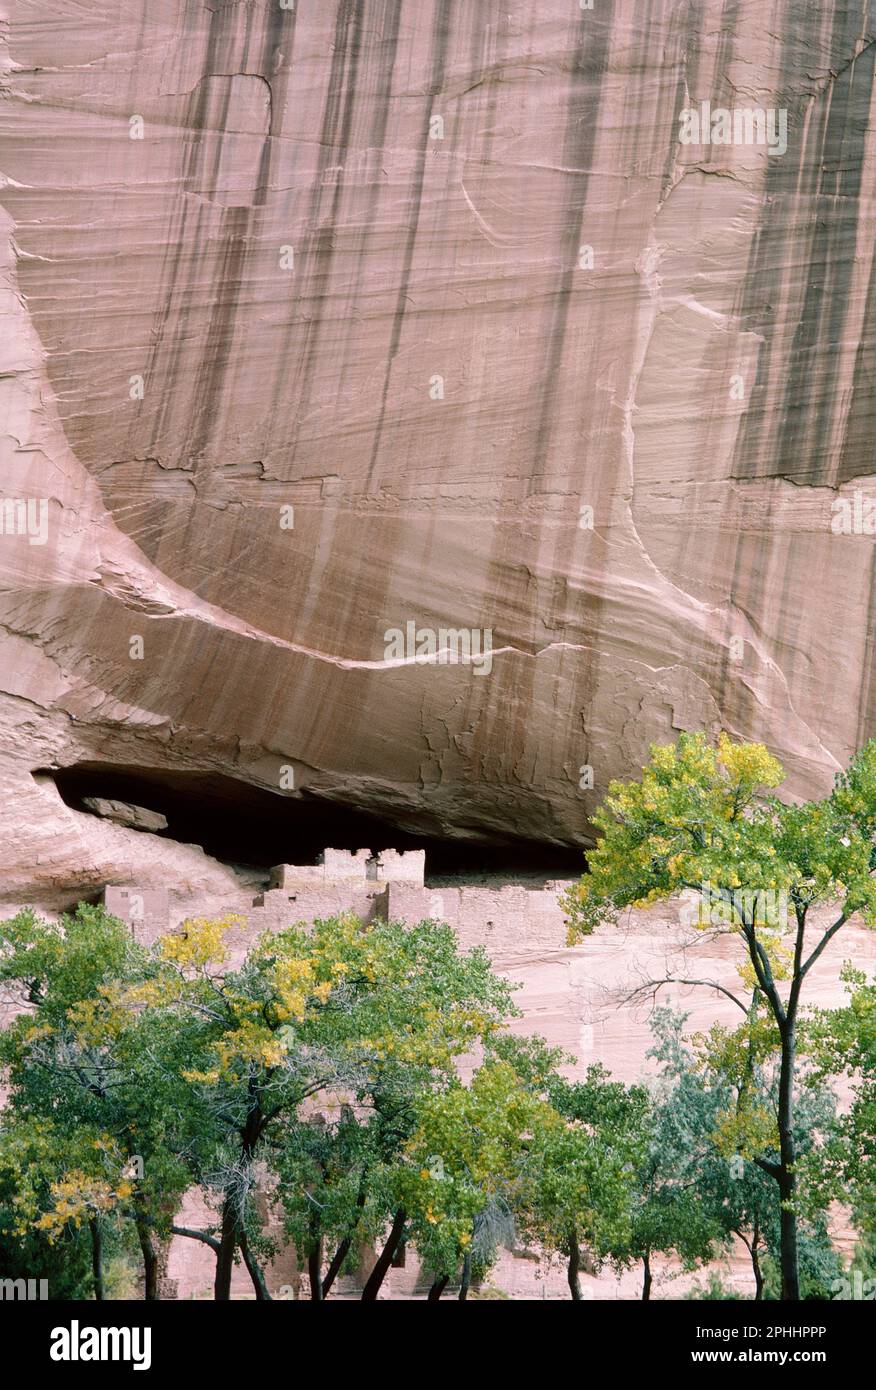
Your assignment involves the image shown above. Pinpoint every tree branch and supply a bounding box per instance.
[753,1155,781,1181]
[621,976,751,1015]
[239,1231,272,1300]
[800,914,848,980]
[171,1225,221,1254]
[742,924,786,1029]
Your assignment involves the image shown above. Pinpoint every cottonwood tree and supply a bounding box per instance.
[594,1011,722,1298]
[521,1059,649,1299]
[806,966,876,1244]
[0,1114,132,1300]
[653,1007,838,1300]
[399,1034,648,1302]
[0,905,522,1301]
[282,916,521,1300]
[112,912,519,1300]
[564,733,876,1300]
[400,1056,556,1299]
[0,905,190,1298]
[0,1145,92,1300]
[273,1107,382,1299]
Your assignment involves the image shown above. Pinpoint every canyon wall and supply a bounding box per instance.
[2,1,876,900]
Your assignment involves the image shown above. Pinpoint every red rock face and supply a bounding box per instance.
[1,1,875,898]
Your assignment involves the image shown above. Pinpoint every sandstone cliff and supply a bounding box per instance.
[1,1,875,898]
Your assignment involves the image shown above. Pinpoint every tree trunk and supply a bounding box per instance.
[322,1234,353,1297]
[214,1111,263,1301]
[213,1194,238,1301]
[361,1208,406,1300]
[136,1216,159,1300]
[746,910,803,1303]
[741,1221,766,1302]
[752,1245,764,1302]
[240,1232,272,1300]
[322,1186,367,1297]
[428,1275,449,1301]
[458,1252,472,1300]
[308,1236,324,1302]
[641,1251,652,1301]
[567,1226,583,1300]
[777,1023,800,1301]
[89,1217,105,1302]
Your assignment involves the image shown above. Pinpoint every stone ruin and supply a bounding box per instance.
[102,848,428,943]
[103,885,172,941]
[100,847,572,953]
[268,848,425,889]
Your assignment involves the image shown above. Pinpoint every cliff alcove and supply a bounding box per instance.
[49,762,586,881]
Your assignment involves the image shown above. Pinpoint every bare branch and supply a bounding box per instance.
[619,976,751,1015]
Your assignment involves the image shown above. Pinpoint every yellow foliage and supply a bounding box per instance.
[181,1067,221,1084]
[34,1169,130,1240]
[716,732,783,790]
[159,915,243,968]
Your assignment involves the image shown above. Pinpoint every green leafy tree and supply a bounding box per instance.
[599,1011,723,1298]
[400,1055,556,1299]
[523,1062,648,1299]
[838,1222,876,1301]
[0,1116,98,1299]
[806,967,876,1253]
[564,733,876,1299]
[1,906,525,1302]
[0,905,190,1299]
[760,1221,841,1301]
[110,911,519,1300]
[656,1007,839,1299]
[273,1106,385,1299]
